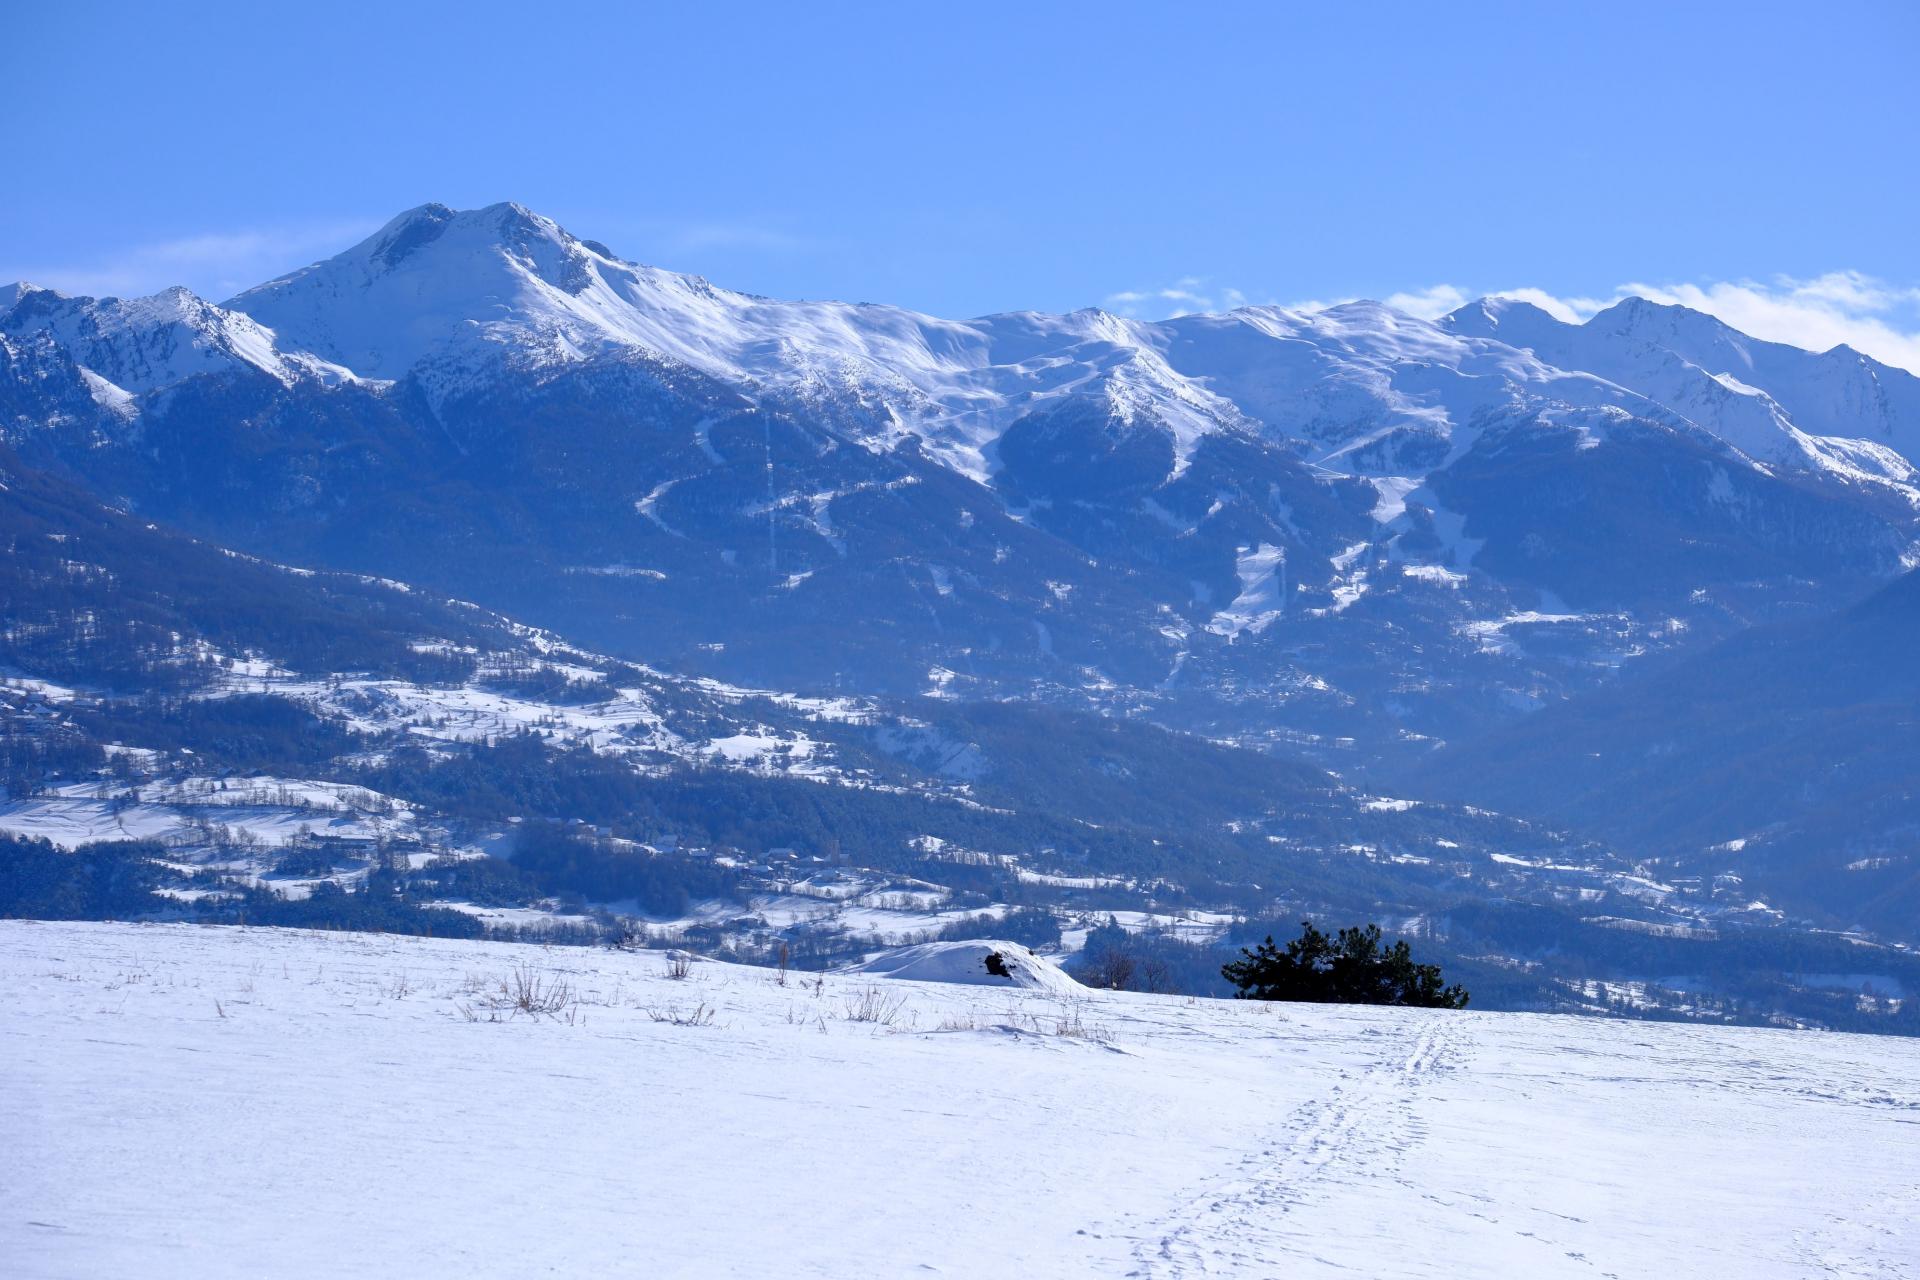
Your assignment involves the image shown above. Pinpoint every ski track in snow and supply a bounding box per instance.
[4,922,1918,1280]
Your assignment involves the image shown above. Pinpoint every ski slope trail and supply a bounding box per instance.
[5,922,1917,1279]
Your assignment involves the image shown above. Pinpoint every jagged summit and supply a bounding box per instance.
[353,200,593,275]
[1441,295,1563,334]
[224,200,775,387]
[0,277,352,396]
[1583,295,1760,354]
[1,282,60,309]
[365,202,458,269]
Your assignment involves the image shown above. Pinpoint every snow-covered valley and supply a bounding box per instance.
[4,921,1916,1279]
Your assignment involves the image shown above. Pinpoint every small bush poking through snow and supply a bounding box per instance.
[647,1001,715,1027]
[461,962,578,1022]
[1049,997,1113,1044]
[841,985,909,1026]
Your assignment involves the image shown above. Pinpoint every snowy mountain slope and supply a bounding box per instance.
[6,921,1917,1279]
[0,329,109,431]
[1444,295,1920,490]
[0,283,352,398]
[1150,299,1665,469]
[1574,295,1920,455]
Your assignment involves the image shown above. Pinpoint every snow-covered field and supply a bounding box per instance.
[4,922,1916,1279]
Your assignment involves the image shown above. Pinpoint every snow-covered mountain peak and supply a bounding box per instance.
[226,201,762,383]
[364,202,457,269]
[1442,293,1920,480]
[361,200,579,271]
[1442,295,1562,336]
[1587,293,1663,322]
[0,282,58,311]
[1584,295,1752,357]
[0,281,353,397]
[1312,298,1433,330]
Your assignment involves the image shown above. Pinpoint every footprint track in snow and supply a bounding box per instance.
[1128,1013,1466,1278]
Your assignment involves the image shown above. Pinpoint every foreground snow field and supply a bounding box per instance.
[4,923,1917,1279]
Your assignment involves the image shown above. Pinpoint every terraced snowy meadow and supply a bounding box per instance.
[4,921,1916,1278]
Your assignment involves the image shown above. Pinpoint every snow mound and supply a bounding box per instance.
[846,940,1082,994]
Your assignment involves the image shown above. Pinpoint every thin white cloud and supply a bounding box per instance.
[3,220,380,302]
[1103,277,1265,318]
[1380,284,1473,320]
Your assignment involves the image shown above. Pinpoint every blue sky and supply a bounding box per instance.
[7,1,1920,365]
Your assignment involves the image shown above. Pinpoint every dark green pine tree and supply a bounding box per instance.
[1222,920,1468,1008]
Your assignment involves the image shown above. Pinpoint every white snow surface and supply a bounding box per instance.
[6,922,1918,1279]
[1205,542,1287,639]
[842,938,1083,993]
